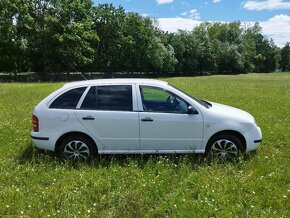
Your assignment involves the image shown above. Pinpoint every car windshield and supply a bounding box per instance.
[168,84,212,108]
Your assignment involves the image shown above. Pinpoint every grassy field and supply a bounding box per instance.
[0,73,289,217]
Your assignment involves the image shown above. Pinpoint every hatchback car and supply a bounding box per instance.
[31,79,262,160]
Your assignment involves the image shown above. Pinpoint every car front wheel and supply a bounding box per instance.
[206,134,243,159]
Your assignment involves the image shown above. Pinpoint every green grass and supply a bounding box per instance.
[0,73,289,217]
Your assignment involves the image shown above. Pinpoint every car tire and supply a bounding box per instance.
[206,134,243,160]
[58,134,97,161]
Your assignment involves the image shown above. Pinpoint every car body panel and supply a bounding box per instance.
[139,111,203,151]
[30,79,262,154]
[75,110,140,151]
[135,84,204,151]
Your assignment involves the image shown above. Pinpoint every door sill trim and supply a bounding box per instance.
[98,149,205,154]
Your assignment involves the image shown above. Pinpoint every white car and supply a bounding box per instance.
[31,79,262,161]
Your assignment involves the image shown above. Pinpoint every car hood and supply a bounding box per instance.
[208,101,255,123]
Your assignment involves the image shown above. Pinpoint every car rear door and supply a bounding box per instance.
[74,84,140,152]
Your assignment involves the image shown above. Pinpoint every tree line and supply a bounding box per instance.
[1,0,290,80]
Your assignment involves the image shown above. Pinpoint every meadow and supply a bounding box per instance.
[0,73,289,217]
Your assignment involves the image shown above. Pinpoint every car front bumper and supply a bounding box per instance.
[245,126,262,152]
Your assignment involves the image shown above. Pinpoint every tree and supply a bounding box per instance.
[163,44,178,73]
[280,42,290,71]
[121,13,153,72]
[0,1,285,78]
[170,30,198,74]
[192,24,214,74]
[254,36,280,72]
[146,36,177,74]
[91,4,126,73]
[242,22,262,72]
[0,0,29,74]
[207,22,245,73]
[26,0,98,78]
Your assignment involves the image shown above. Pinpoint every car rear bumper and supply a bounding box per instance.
[30,131,53,151]
[30,135,49,141]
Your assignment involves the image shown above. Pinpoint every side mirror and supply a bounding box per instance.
[187,106,198,115]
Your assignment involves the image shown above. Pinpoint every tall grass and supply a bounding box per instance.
[0,73,289,217]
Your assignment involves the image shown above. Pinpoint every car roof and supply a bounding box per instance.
[63,78,168,88]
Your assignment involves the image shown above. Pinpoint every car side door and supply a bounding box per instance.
[74,84,140,152]
[138,85,203,152]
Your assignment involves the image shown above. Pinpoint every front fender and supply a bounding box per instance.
[201,120,251,150]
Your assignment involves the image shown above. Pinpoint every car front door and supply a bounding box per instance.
[74,85,139,152]
[138,85,203,152]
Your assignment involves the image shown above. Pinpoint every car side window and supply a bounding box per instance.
[50,87,86,109]
[81,85,133,111]
[140,86,189,114]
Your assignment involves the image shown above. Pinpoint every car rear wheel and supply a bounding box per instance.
[58,135,97,161]
[206,134,243,160]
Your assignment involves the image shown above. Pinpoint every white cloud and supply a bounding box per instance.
[189,9,201,19]
[157,14,290,47]
[156,0,174,4]
[260,14,290,47]
[181,1,190,6]
[181,11,188,16]
[213,0,221,3]
[157,18,201,32]
[243,0,290,10]
[180,9,201,19]
[141,13,149,17]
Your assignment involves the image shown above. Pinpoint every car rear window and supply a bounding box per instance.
[50,87,86,109]
[81,85,133,111]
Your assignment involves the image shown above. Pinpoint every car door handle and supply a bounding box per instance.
[141,117,154,122]
[82,115,95,120]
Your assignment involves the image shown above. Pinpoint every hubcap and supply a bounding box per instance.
[210,139,239,159]
[63,140,90,161]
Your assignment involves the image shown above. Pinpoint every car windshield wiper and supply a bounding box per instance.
[200,100,212,108]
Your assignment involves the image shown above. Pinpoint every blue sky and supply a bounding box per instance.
[94,0,290,47]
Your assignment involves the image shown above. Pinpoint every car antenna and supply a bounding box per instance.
[68,63,88,81]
